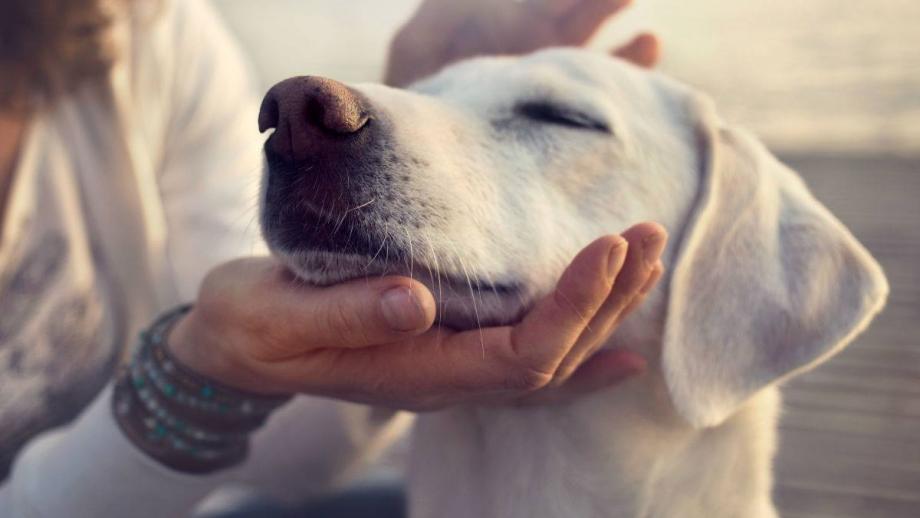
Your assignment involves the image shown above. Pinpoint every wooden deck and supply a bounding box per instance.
[773,153,920,518]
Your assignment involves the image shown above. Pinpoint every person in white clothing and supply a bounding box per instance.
[0,0,664,515]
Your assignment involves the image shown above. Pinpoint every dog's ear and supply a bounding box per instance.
[661,96,889,428]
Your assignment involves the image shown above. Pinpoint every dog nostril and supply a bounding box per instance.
[258,94,280,133]
[305,87,370,135]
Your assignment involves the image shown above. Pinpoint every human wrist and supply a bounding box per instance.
[167,307,288,396]
[112,305,291,474]
[168,309,247,392]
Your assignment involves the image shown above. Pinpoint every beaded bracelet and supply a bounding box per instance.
[113,304,291,474]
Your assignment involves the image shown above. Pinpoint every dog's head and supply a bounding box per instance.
[259,49,887,427]
[259,50,699,328]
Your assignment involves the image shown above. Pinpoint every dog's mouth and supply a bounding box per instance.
[264,204,525,329]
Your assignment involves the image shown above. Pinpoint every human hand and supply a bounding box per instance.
[168,223,667,411]
[385,0,661,87]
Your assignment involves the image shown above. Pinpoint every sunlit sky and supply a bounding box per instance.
[215,0,920,154]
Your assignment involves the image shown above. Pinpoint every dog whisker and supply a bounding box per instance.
[424,235,445,345]
[447,241,486,358]
[331,197,375,236]
[364,230,389,271]
[404,227,416,283]
[382,221,391,277]
[347,197,377,214]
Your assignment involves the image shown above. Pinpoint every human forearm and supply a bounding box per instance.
[1,385,228,518]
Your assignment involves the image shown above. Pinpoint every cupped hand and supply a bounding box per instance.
[168,223,667,411]
[385,0,661,87]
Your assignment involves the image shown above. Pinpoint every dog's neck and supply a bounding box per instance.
[407,290,781,518]
[409,380,781,518]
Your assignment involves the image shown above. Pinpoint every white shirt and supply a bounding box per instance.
[0,112,122,478]
[0,1,407,516]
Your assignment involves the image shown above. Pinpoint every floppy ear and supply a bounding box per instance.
[662,96,889,428]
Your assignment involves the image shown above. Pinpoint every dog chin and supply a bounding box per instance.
[275,249,392,286]
[274,249,529,331]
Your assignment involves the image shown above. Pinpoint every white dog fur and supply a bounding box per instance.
[264,49,889,518]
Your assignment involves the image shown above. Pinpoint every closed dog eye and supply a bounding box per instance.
[515,101,611,134]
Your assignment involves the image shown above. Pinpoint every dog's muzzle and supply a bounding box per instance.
[258,76,395,257]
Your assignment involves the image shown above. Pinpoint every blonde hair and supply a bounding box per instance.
[0,0,136,111]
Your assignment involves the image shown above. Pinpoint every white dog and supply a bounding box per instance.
[259,49,888,518]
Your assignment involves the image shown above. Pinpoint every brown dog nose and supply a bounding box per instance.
[258,76,371,162]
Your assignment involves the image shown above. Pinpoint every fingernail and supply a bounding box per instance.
[607,238,628,279]
[642,233,667,268]
[381,287,426,332]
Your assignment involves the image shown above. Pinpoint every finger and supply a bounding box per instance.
[641,259,664,294]
[264,274,437,358]
[530,0,582,16]
[517,348,646,405]
[590,222,666,332]
[618,259,664,317]
[506,234,627,377]
[561,348,647,393]
[406,0,475,37]
[446,17,499,63]
[612,32,660,68]
[558,0,633,44]
[551,223,666,381]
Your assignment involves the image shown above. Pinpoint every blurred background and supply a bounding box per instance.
[214,1,919,516]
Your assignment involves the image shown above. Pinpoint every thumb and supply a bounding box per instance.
[612,32,661,68]
[281,276,437,352]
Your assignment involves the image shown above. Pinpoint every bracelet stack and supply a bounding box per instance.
[112,305,291,474]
